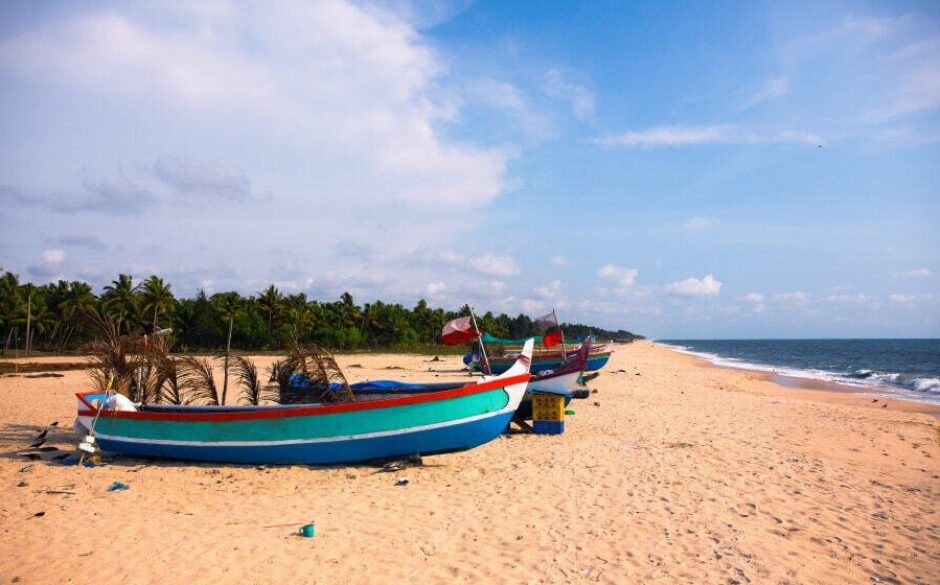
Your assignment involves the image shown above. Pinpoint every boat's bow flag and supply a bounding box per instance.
[534,310,558,331]
[442,316,480,345]
[542,331,563,348]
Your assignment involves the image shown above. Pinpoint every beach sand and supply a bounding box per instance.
[1,342,938,585]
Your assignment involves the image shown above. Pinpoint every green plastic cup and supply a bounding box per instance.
[300,523,315,538]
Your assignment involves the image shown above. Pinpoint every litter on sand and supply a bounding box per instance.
[107,481,130,491]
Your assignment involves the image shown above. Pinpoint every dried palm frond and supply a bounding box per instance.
[273,358,301,403]
[79,309,137,397]
[178,355,220,406]
[157,359,187,405]
[233,355,276,405]
[137,334,175,404]
[277,343,353,404]
[268,361,279,383]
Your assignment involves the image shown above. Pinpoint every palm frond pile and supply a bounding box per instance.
[81,310,350,407]
[274,343,353,404]
[234,354,278,405]
[178,355,221,406]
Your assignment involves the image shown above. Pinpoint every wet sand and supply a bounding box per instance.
[1,342,938,584]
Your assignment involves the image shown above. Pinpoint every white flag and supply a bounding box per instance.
[534,310,557,330]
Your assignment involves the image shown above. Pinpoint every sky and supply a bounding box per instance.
[0,0,938,339]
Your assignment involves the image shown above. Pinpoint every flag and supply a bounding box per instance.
[534,310,557,330]
[442,316,480,345]
[543,331,563,347]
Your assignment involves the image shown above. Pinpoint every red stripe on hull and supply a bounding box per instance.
[77,373,530,423]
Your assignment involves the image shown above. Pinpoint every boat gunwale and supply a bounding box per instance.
[77,373,530,423]
[486,348,611,364]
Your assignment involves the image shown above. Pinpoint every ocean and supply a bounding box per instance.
[657,339,940,406]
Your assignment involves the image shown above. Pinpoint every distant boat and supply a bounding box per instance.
[347,340,594,423]
[75,339,534,465]
[514,339,593,420]
[470,335,612,375]
[527,339,592,394]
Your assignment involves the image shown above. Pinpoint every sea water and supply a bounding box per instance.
[657,339,940,406]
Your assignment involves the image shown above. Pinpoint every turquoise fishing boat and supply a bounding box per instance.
[468,333,612,374]
[75,340,534,465]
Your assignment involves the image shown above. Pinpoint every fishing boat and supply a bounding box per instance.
[341,340,593,423]
[513,339,592,420]
[469,334,612,374]
[527,339,591,394]
[75,340,534,465]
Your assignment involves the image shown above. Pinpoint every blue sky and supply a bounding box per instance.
[1,0,937,338]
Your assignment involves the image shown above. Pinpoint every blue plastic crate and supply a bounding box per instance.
[532,420,565,435]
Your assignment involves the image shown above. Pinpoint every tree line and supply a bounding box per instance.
[0,271,643,356]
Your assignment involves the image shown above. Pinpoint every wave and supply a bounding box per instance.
[657,343,940,402]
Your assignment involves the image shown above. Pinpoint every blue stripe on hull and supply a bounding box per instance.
[95,411,513,465]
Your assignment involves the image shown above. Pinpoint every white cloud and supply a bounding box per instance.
[889,293,914,304]
[0,2,526,296]
[899,268,931,277]
[593,125,731,148]
[550,255,568,267]
[544,69,595,121]
[665,274,722,297]
[739,77,790,111]
[533,280,564,300]
[42,249,65,264]
[470,255,520,277]
[27,249,67,280]
[773,291,810,304]
[593,125,822,148]
[426,282,446,296]
[597,264,638,287]
[465,78,553,142]
[822,293,872,304]
[521,298,547,314]
[742,292,767,313]
[684,216,719,230]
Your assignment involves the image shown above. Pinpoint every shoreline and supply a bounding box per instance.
[652,341,940,417]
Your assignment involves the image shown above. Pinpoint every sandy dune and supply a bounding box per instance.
[1,342,937,584]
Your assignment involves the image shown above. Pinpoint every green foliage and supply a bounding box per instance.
[0,270,643,354]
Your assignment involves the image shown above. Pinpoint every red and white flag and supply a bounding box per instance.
[442,316,480,345]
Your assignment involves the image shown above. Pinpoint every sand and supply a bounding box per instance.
[1,342,938,585]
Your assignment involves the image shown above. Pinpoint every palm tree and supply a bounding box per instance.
[257,285,284,332]
[140,275,175,327]
[22,284,35,356]
[0,273,21,354]
[58,281,96,318]
[212,292,243,405]
[102,274,140,334]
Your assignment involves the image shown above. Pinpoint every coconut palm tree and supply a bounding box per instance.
[0,273,22,354]
[257,285,284,332]
[140,275,175,327]
[211,291,243,405]
[102,274,140,334]
[58,281,96,319]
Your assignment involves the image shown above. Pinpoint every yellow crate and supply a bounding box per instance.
[531,394,565,422]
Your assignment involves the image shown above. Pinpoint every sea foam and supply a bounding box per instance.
[657,341,940,404]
